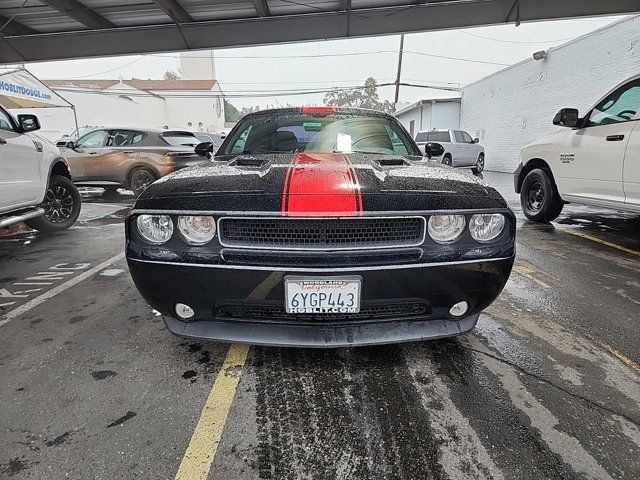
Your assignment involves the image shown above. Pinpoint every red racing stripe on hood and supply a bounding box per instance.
[281,152,363,216]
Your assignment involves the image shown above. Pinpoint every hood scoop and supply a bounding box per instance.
[376,158,410,167]
[231,157,265,167]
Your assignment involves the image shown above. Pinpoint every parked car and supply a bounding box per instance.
[415,129,485,173]
[515,74,640,222]
[0,107,81,232]
[60,128,210,196]
[126,107,515,347]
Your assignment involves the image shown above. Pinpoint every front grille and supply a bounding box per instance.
[214,300,430,324]
[219,217,425,250]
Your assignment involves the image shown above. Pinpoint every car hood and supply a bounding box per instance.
[135,152,507,212]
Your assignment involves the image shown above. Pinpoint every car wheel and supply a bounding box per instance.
[520,169,564,222]
[25,175,81,232]
[442,154,452,166]
[129,168,157,197]
[472,153,485,174]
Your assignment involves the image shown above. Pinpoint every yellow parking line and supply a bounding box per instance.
[594,339,640,375]
[512,263,550,289]
[561,229,639,257]
[175,344,250,480]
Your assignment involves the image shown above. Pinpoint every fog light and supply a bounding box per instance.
[175,303,195,320]
[449,301,469,317]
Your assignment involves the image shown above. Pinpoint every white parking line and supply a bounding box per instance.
[0,252,125,328]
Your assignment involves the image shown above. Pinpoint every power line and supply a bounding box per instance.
[64,56,149,79]
[457,30,574,44]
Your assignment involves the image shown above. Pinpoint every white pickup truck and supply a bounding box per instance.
[0,106,81,232]
[515,74,639,222]
[414,129,485,173]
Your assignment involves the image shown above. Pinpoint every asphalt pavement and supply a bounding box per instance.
[1,177,639,480]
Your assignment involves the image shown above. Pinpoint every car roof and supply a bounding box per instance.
[83,126,196,135]
[416,129,450,133]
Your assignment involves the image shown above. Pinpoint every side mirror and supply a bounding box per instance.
[423,142,445,159]
[553,108,579,127]
[194,141,214,157]
[17,114,40,132]
[65,141,76,149]
[473,137,479,144]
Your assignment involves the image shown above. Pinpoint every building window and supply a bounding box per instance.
[409,120,415,138]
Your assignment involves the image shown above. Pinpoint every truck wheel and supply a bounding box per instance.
[129,168,157,197]
[520,169,564,222]
[442,154,452,166]
[25,175,81,232]
[472,153,485,174]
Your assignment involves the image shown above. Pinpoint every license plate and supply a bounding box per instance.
[285,276,362,314]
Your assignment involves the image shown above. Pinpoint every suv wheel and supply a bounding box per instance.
[472,153,485,174]
[520,169,564,222]
[442,154,452,166]
[25,175,81,232]
[129,168,157,197]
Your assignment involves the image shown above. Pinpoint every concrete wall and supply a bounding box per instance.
[460,15,640,173]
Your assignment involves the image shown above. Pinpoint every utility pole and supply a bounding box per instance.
[394,34,405,107]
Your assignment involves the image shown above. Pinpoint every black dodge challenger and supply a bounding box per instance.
[126,107,515,347]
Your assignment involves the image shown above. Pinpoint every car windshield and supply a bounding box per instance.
[161,132,200,147]
[220,111,420,156]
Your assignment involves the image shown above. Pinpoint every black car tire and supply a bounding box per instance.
[442,154,452,166]
[520,169,564,222]
[472,153,485,174]
[129,168,157,197]
[25,175,81,232]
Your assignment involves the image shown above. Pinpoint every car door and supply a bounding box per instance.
[63,129,108,181]
[453,131,472,166]
[99,130,141,183]
[556,79,639,205]
[0,108,41,211]
[460,131,478,166]
[623,119,640,207]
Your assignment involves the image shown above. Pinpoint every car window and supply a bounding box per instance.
[229,126,253,154]
[160,132,200,147]
[461,131,473,143]
[223,112,419,156]
[587,79,640,127]
[77,130,108,148]
[426,131,451,142]
[107,130,145,147]
[415,132,428,142]
[0,110,14,132]
[454,131,465,142]
[385,126,410,155]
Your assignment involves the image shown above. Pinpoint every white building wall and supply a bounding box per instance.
[431,102,460,130]
[460,15,640,173]
[397,101,461,138]
[397,108,422,138]
[161,84,225,132]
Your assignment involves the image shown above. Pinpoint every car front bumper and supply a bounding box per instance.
[127,257,513,347]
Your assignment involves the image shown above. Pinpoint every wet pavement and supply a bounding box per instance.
[1,175,639,479]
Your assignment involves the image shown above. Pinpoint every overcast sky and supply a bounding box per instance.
[23,15,629,109]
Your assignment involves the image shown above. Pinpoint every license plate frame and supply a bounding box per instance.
[284,275,362,314]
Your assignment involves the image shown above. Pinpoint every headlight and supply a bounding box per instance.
[177,215,216,245]
[469,213,505,243]
[136,214,173,245]
[427,215,465,244]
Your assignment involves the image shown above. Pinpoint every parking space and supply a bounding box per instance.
[1,176,639,479]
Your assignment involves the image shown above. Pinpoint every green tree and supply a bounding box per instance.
[324,78,394,113]
[163,70,180,80]
[224,100,241,122]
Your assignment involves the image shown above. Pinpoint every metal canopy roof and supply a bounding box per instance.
[0,0,639,63]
